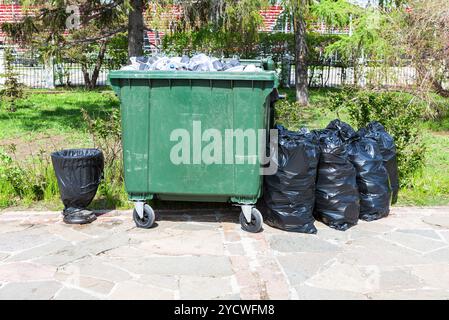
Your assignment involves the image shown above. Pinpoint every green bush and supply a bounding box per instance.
[162,30,342,62]
[0,48,24,112]
[329,89,426,187]
[0,152,24,207]
[274,99,303,130]
[0,149,59,208]
[82,108,128,208]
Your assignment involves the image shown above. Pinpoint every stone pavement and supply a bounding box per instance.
[0,206,448,300]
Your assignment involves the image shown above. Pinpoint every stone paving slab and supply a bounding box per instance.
[0,207,448,300]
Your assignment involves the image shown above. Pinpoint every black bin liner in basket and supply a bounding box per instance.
[261,126,320,234]
[313,128,359,231]
[51,149,104,212]
[327,119,390,221]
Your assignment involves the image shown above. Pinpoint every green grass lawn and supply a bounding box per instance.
[398,132,449,206]
[0,87,448,209]
[0,89,119,140]
[276,88,344,129]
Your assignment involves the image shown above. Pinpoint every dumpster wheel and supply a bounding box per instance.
[133,204,155,229]
[239,207,263,233]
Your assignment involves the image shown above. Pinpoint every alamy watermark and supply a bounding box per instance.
[66,5,80,30]
[169,121,278,175]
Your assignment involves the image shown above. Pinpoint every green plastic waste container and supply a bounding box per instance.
[109,64,278,232]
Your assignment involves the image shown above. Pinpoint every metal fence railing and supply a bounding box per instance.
[0,47,113,89]
[286,64,418,89]
[1,47,420,90]
[10,62,48,88]
[8,60,112,89]
[53,61,110,87]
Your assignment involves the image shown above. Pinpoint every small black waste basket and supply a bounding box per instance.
[51,149,104,224]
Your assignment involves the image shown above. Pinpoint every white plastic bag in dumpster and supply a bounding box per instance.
[121,55,263,72]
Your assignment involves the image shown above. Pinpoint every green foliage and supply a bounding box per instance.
[400,0,449,98]
[378,0,408,8]
[257,32,294,60]
[81,107,127,208]
[306,33,343,64]
[258,32,341,61]
[325,8,396,63]
[329,89,426,186]
[162,27,224,56]
[398,132,449,206]
[422,97,449,131]
[310,0,357,27]
[105,33,129,70]
[1,47,24,112]
[274,99,302,130]
[274,87,342,130]
[0,151,25,204]
[95,159,129,209]
[0,89,120,140]
[222,0,266,57]
[162,0,266,57]
[163,29,341,63]
[81,107,122,168]
[1,15,38,45]
[3,1,128,89]
[162,25,264,58]
[0,148,59,208]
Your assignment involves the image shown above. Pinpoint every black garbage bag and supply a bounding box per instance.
[352,136,391,221]
[326,119,357,141]
[261,126,320,234]
[313,128,359,231]
[51,149,104,223]
[327,119,390,221]
[360,121,399,205]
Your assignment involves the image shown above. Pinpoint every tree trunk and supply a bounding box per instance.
[128,0,145,58]
[415,62,449,97]
[293,3,309,106]
[81,64,92,89]
[90,41,108,89]
[431,79,449,98]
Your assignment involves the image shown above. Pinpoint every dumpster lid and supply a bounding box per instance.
[108,70,278,84]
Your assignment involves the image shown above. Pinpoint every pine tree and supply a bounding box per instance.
[1,47,23,112]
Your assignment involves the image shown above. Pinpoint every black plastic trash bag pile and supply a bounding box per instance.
[261,126,320,234]
[324,119,392,224]
[262,119,399,233]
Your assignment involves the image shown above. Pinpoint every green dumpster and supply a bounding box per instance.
[109,65,279,232]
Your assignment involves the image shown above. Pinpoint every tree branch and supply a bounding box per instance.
[66,27,127,44]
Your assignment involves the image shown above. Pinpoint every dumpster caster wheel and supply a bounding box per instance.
[133,204,155,229]
[240,208,263,233]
